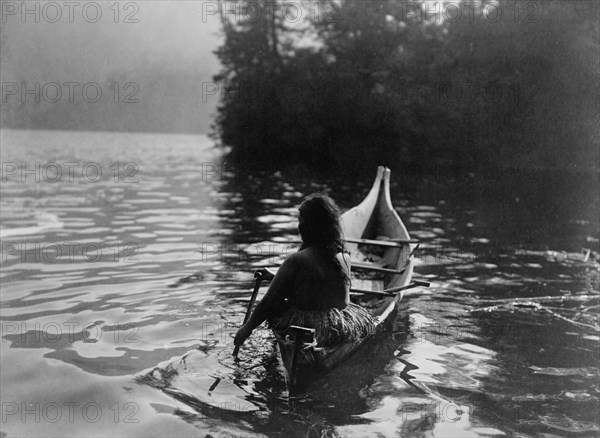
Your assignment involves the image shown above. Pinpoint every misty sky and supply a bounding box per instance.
[1,1,223,134]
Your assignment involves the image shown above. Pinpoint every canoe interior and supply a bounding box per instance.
[275,166,416,392]
[342,166,413,294]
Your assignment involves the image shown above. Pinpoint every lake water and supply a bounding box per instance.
[1,128,598,437]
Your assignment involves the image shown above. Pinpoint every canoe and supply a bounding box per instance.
[273,166,417,392]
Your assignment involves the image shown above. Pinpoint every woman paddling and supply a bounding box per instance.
[234,193,375,348]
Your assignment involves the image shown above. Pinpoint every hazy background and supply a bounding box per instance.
[1,1,598,172]
[1,1,222,134]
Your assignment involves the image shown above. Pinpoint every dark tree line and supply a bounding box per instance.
[212,0,598,172]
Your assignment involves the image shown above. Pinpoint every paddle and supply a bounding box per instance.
[252,265,428,298]
[350,280,430,297]
[233,268,275,358]
[344,237,420,247]
[351,262,407,275]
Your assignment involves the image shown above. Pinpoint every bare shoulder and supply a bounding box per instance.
[280,251,303,270]
[271,251,301,283]
[289,248,311,265]
[294,247,330,270]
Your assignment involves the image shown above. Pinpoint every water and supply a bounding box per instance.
[1,129,598,437]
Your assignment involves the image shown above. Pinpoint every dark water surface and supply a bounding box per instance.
[1,129,598,437]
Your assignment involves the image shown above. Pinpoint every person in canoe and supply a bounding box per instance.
[234,193,375,348]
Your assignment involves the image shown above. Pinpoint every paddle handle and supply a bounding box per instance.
[233,271,266,357]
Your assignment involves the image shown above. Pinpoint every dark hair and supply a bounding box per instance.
[298,193,349,284]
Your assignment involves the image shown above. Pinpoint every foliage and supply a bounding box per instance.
[212,0,598,171]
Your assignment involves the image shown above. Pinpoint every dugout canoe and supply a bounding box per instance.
[274,166,417,392]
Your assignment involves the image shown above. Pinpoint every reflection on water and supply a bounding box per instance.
[1,129,598,437]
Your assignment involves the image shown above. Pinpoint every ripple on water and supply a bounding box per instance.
[2,130,598,437]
